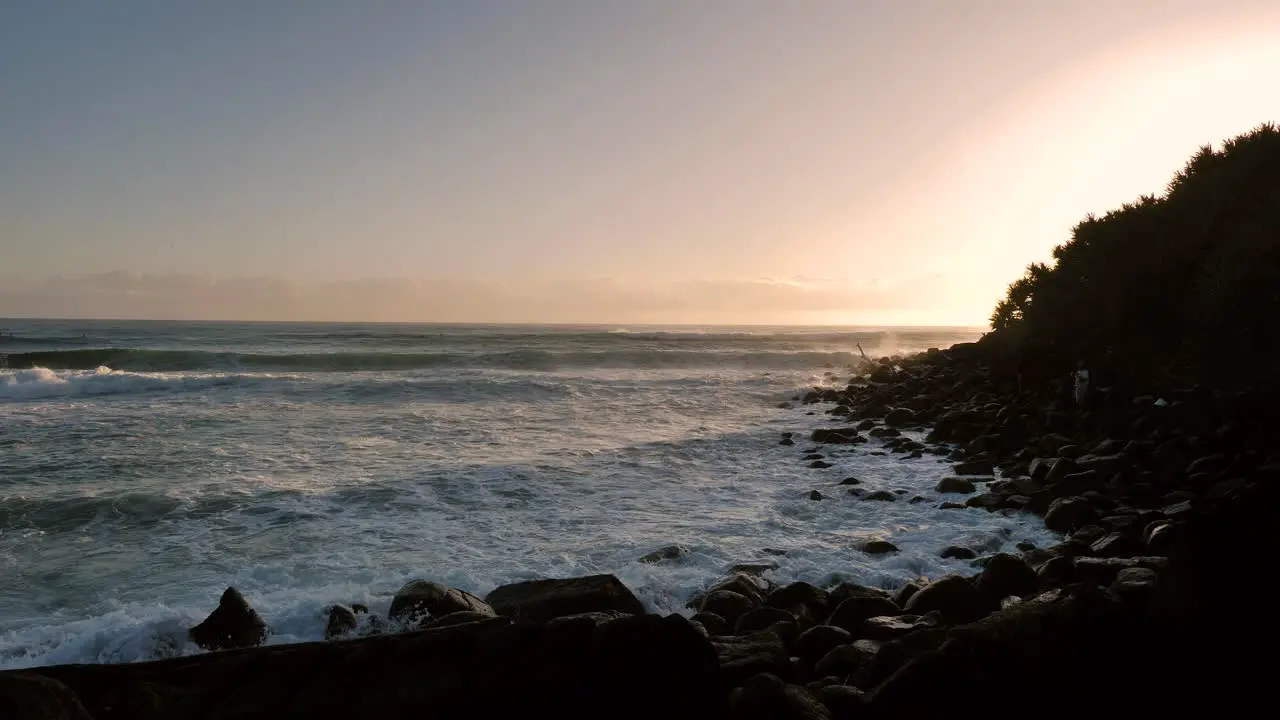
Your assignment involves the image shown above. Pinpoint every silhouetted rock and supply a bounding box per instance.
[485,574,643,623]
[188,587,268,651]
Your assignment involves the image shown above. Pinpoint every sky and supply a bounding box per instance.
[3,1,1280,326]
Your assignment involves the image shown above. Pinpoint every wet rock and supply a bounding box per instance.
[691,611,730,636]
[803,453,825,461]
[808,461,834,469]
[884,408,917,427]
[940,545,976,560]
[424,610,499,629]
[862,490,897,502]
[935,477,976,494]
[189,587,268,651]
[861,614,939,641]
[325,604,359,640]
[780,437,795,446]
[939,501,967,509]
[485,574,643,623]
[730,562,780,576]
[903,575,985,623]
[638,544,690,564]
[391,581,495,624]
[828,596,901,632]
[859,540,899,555]
[808,490,825,501]
[975,553,1038,601]
[838,476,861,485]
[702,590,757,626]
[1071,556,1167,586]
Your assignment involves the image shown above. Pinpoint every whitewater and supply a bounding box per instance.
[0,320,1056,669]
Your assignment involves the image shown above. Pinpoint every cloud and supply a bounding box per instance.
[0,272,949,323]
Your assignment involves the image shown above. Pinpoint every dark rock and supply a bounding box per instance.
[952,460,994,476]
[638,544,690,564]
[701,590,757,626]
[827,596,901,632]
[1072,556,1167,586]
[940,545,976,560]
[862,491,897,502]
[1091,531,1140,558]
[325,604,359,640]
[794,625,854,662]
[736,607,796,634]
[815,685,865,716]
[780,437,795,446]
[391,580,495,624]
[859,540,899,555]
[486,574,643,623]
[714,631,791,688]
[814,640,879,679]
[939,501,967,509]
[902,575,985,623]
[838,476,861,485]
[803,453,825,461]
[861,614,939,641]
[424,610,500,629]
[0,673,97,720]
[884,408,916,427]
[935,477,976,493]
[728,673,831,720]
[189,587,268,651]
[974,554,1038,602]
[691,611,730,636]
[25,613,723,718]
[808,490,824,501]
[730,562,779,576]
[808,461,834,469]
[1044,496,1096,532]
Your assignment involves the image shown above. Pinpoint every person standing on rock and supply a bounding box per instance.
[1073,359,1090,410]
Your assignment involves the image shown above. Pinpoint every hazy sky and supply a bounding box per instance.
[3,1,1279,325]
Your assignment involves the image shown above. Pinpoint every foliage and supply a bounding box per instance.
[987,123,1280,388]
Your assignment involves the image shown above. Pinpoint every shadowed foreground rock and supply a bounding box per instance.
[1,614,723,720]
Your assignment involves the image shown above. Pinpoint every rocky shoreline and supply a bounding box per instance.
[4,341,1277,718]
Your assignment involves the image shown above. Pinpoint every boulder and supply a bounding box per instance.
[902,575,985,623]
[189,587,268,651]
[940,545,976,560]
[814,640,879,679]
[638,545,689,564]
[325,604,359,640]
[713,631,791,688]
[1044,497,1096,532]
[701,590,757,626]
[859,540,899,555]
[736,607,796,634]
[794,625,853,662]
[390,580,495,624]
[952,460,994,476]
[728,673,831,720]
[935,477,976,494]
[827,596,901,632]
[862,490,897,502]
[974,553,1038,602]
[485,574,644,623]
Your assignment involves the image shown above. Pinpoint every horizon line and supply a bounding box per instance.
[0,316,991,332]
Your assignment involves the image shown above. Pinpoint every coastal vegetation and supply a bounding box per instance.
[988,123,1280,388]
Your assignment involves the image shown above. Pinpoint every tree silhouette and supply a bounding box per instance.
[985,123,1280,389]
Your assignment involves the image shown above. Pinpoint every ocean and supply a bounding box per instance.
[0,319,1055,669]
